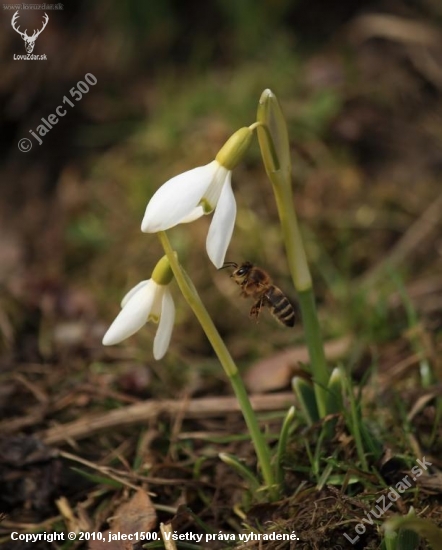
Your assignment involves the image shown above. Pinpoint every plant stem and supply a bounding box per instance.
[297,288,329,418]
[257,90,330,418]
[271,173,329,418]
[158,231,276,497]
[271,170,311,292]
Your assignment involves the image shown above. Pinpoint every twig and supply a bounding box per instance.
[58,451,143,491]
[40,392,294,445]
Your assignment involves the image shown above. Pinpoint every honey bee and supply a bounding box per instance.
[222,261,296,327]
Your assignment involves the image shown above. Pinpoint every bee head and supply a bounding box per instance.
[221,261,253,283]
[234,262,253,277]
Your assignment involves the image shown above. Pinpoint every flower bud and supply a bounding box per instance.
[326,366,344,414]
[257,89,291,175]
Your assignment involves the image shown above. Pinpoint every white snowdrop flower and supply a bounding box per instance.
[102,256,175,360]
[141,127,253,268]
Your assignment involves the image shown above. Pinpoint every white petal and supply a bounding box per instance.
[149,285,164,320]
[102,284,155,345]
[153,289,175,359]
[121,280,150,308]
[206,174,236,268]
[141,161,218,232]
[202,165,229,210]
[178,205,204,224]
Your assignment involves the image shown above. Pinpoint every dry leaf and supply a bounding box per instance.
[111,488,157,535]
[89,489,157,550]
[244,336,351,393]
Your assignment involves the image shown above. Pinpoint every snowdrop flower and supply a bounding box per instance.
[102,256,175,360]
[141,127,253,268]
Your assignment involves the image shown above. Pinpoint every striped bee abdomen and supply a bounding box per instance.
[266,286,296,327]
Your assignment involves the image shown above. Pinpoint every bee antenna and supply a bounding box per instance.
[220,261,238,270]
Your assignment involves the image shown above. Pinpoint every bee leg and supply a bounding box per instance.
[239,281,249,297]
[249,298,264,323]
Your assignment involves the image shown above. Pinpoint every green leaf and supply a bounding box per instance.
[292,376,319,426]
[326,366,344,414]
[274,406,296,484]
[219,453,261,492]
[69,467,123,488]
[384,516,442,549]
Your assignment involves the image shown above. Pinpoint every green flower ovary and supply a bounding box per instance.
[151,255,174,286]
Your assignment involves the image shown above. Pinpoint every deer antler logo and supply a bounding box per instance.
[11,11,49,54]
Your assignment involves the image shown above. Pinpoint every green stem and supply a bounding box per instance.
[271,170,311,292]
[271,174,329,418]
[158,231,276,497]
[257,90,330,418]
[297,288,329,418]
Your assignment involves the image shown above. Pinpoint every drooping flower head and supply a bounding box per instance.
[102,256,175,360]
[141,127,253,268]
